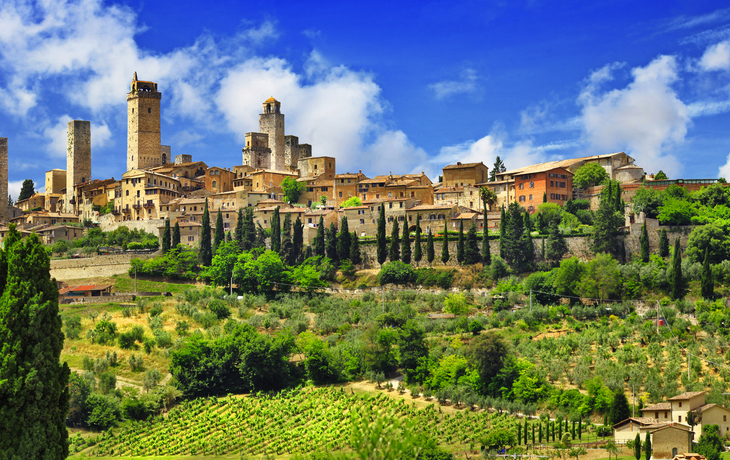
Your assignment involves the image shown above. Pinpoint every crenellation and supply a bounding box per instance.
[127,74,162,171]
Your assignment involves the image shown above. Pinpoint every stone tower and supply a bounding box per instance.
[66,120,91,214]
[127,73,162,171]
[0,137,7,223]
[259,97,285,171]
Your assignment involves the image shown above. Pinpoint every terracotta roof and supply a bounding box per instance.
[668,391,705,401]
[641,403,672,411]
[443,162,486,170]
[265,96,278,103]
[454,213,479,219]
[691,404,727,414]
[641,422,692,432]
[407,204,456,211]
[612,417,659,428]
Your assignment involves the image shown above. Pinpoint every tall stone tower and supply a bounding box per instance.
[259,97,285,171]
[0,137,7,223]
[66,120,91,214]
[127,72,162,171]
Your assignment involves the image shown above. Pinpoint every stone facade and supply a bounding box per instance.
[259,98,285,171]
[50,252,157,280]
[442,162,489,187]
[127,75,162,171]
[242,132,272,169]
[46,169,66,194]
[66,120,92,214]
[160,145,171,165]
[0,137,7,223]
[175,154,192,165]
[624,216,695,260]
[298,156,335,180]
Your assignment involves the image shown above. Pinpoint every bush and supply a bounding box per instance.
[414,268,454,289]
[85,393,121,430]
[208,299,231,320]
[118,332,138,350]
[378,261,416,285]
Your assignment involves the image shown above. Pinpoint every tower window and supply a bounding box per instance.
[148,108,151,114]
[132,108,134,113]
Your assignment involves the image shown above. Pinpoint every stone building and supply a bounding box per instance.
[442,162,489,187]
[298,156,335,180]
[66,120,91,214]
[118,169,181,221]
[495,163,574,213]
[46,169,66,194]
[0,137,7,223]
[205,167,235,194]
[639,423,693,459]
[434,185,483,211]
[127,73,170,171]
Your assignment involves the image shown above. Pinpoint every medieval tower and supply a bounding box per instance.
[260,97,285,171]
[127,73,163,171]
[0,137,7,223]
[66,120,91,214]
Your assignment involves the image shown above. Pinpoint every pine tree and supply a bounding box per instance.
[350,232,362,265]
[702,246,714,299]
[546,218,568,261]
[293,216,304,263]
[326,222,339,264]
[173,221,181,248]
[464,223,480,265]
[235,208,244,248]
[281,213,293,264]
[671,238,687,300]
[457,220,465,264]
[161,218,171,254]
[441,226,450,264]
[659,228,669,257]
[314,216,326,257]
[214,209,224,254]
[427,231,435,265]
[376,203,387,266]
[338,216,351,261]
[499,205,507,258]
[389,219,401,262]
[271,206,281,254]
[199,199,212,266]
[413,214,422,266]
[0,231,70,458]
[401,220,411,264]
[640,220,649,263]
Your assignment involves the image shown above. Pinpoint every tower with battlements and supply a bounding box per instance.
[127,73,163,171]
[259,97,285,171]
[66,120,91,214]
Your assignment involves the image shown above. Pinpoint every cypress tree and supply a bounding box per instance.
[314,216,325,257]
[413,214,422,266]
[271,206,281,253]
[539,422,543,443]
[243,207,256,250]
[199,199,212,266]
[543,192,547,203]
[401,219,411,264]
[517,423,522,446]
[0,231,70,459]
[615,182,623,213]
[281,213,293,264]
[702,246,714,299]
[671,238,687,300]
[326,222,338,264]
[571,420,575,439]
[441,226,450,264]
[524,227,534,268]
[293,216,304,263]
[640,220,649,263]
[226,231,232,242]
[214,209,224,254]
[659,228,669,257]
[235,208,244,248]
[524,418,528,444]
[464,223,480,265]
[578,418,582,440]
[350,232,362,265]
[536,212,545,234]
[162,218,171,254]
[376,203,387,265]
[338,216,351,261]
[546,218,567,261]
[255,222,266,249]
[499,205,507,258]
[427,231,435,265]
[644,432,652,460]
[456,220,465,264]
[609,390,631,425]
[634,433,641,460]
[481,223,491,266]
[389,219,401,262]
[523,211,533,232]
[173,221,181,247]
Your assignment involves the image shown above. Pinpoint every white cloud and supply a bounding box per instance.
[578,56,689,177]
[429,69,480,100]
[171,130,204,148]
[8,180,25,202]
[719,153,730,179]
[41,115,111,158]
[699,40,730,71]
[664,8,730,32]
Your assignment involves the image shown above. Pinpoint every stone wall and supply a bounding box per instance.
[624,216,695,259]
[64,294,137,304]
[0,137,7,223]
[99,214,165,239]
[51,252,157,280]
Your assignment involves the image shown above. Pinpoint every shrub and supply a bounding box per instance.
[414,268,454,289]
[378,261,416,285]
[85,393,121,430]
[153,330,173,348]
[118,332,139,350]
[208,299,231,320]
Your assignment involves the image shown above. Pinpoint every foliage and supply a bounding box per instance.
[608,390,630,425]
[654,170,668,180]
[379,261,416,285]
[686,222,730,264]
[592,190,624,259]
[632,187,664,219]
[578,253,621,301]
[377,203,387,265]
[467,332,508,395]
[671,237,687,300]
[233,250,290,295]
[657,197,694,225]
[389,219,401,262]
[199,199,212,266]
[338,216,351,262]
[201,241,241,287]
[131,245,200,280]
[282,176,306,204]
[490,156,506,182]
[659,228,669,257]
[695,424,724,460]
[546,218,568,261]
[573,163,609,189]
[401,218,412,264]
[443,293,471,315]
[464,223,480,265]
[18,178,35,201]
[341,196,363,208]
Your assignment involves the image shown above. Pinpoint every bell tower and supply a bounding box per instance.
[259,97,285,171]
[127,73,162,171]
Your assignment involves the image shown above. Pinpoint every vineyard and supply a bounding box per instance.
[72,387,512,457]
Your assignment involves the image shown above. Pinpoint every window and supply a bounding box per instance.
[339,192,343,198]
[529,195,532,201]
[679,402,682,408]
[321,187,328,192]
[724,415,727,422]
[360,219,365,224]
[679,416,682,422]
[126,190,129,196]
[519,183,524,190]
[399,202,403,208]
[656,412,659,419]
[529,181,534,188]
[519,195,526,202]
[188,236,194,242]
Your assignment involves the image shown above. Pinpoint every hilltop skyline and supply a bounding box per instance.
[1,0,730,199]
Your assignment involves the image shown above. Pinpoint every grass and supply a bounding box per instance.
[112,274,198,294]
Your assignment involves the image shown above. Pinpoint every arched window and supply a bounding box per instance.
[212,180,217,189]
[162,153,167,164]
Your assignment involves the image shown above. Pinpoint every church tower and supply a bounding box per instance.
[127,73,162,171]
[259,97,285,171]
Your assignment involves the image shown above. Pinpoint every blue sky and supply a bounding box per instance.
[2,0,730,199]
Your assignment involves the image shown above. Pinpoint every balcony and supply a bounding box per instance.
[143,201,155,208]
[132,204,142,210]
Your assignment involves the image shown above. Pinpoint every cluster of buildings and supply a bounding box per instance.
[4,71,716,249]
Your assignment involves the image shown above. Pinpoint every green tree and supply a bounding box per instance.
[671,238,687,300]
[271,206,281,254]
[639,221,649,263]
[172,221,181,247]
[480,186,497,213]
[243,207,256,250]
[337,216,351,262]
[341,196,362,207]
[350,232,362,265]
[503,203,531,271]
[592,188,624,258]
[398,320,428,383]
[632,187,664,219]
[0,232,70,458]
[401,218,411,264]
[609,390,630,425]
[161,218,171,254]
[543,192,547,203]
[389,219,401,262]
[441,226,449,264]
[701,246,714,299]
[413,214,422,266]
[574,163,609,189]
[695,424,724,460]
[467,332,508,394]
[201,241,241,289]
[578,253,621,302]
[18,178,35,201]
[659,228,669,257]
[644,432,651,460]
[634,435,641,460]
[654,170,668,180]
[686,222,730,264]
[281,213,293,264]
[214,209,224,254]
[553,257,585,299]
[235,208,244,248]
[457,220,465,264]
[427,231,435,265]
[464,223,480,265]
[490,156,506,182]
[199,199,212,266]
[292,215,304,263]
[314,215,325,257]
[326,222,339,264]
[546,218,568,261]
[377,203,387,266]
[282,176,305,204]
[482,226,492,266]
[499,205,507,258]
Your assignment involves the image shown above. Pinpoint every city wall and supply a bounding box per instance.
[50,252,157,280]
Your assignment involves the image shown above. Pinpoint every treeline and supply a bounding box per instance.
[50,226,159,256]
